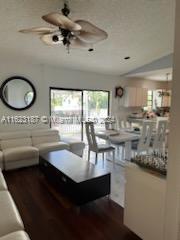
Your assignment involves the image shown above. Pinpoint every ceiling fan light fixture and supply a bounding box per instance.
[19,1,108,52]
[40,33,62,46]
[52,35,59,42]
[158,73,171,97]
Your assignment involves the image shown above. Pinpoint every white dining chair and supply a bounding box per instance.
[105,119,125,160]
[156,117,169,128]
[153,120,168,154]
[85,121,115,165]
[120,120,126,129]
[119,120,132,130]
[132,121,154,155]
[105,120,116,130]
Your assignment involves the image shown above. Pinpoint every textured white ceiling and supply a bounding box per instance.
[0,0,175,75]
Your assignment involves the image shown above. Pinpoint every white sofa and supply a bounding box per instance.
[0,191,24,237]
[0,132,39,171]
[0,170,7,191]
[60,136,85,157]
[31,129,85,157]
[0,231,30,240]
[0,169,30,240]
[0,129,85,171]
[31,129,70,154]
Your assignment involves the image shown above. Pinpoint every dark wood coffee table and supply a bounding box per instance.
[40,150,111,206]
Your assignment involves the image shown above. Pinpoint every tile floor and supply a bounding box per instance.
[84,147,126,207]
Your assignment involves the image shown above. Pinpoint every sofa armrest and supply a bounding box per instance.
[60,137,85,157]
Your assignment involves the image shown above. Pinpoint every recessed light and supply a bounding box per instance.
[124,56,130,60]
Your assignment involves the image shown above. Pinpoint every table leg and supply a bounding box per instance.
[106,139,111,159]
[125,141,132,161]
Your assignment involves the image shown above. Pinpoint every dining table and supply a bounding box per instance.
[95,129,140,166]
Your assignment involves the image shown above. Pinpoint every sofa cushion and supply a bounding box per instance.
[0,231,30,240]
[31,129,59,137]
[36,142,70,154]
[0,191,24,237]
[0,131,32,150]
[3,146,39,162]
[69,141,85,152]
[5,158,39,171]
[62,138,85,150]
[0,169,7,191]
[0,131,31,140]
[31,129,60,146]
[1,138,32,150]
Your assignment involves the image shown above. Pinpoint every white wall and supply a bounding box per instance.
[0,59,169,132]
[0,60,120,132]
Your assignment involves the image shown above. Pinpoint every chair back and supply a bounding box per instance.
[85,122,98,151]
[137,121,154,154]
[120,120,126,129]
[153,120,168,154]
[105,120,116,130]
[120,120,132,130]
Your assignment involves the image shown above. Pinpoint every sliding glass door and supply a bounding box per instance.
[50,88,110,141]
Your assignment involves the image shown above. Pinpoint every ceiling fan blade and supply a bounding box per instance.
[40,33,63,46]
[70,38,92,49]
[74,20,108,43]
[19,27,56,34]
[42,12,81,31]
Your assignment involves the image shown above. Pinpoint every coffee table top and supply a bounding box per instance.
[40,150,110,183]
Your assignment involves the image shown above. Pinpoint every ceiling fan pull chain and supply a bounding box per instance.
[66,42,70,54]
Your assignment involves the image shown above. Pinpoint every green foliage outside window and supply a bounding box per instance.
[88,92,108,111]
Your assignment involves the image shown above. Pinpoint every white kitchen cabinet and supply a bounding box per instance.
[162,92,171,107]
[124,87,137,107]
[136,88,143,107]
[142,88,148,106]
[124,87,148,107]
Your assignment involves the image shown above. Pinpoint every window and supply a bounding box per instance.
[50,88,110,141]
[147,90,153,109]
[153,89,163,108]
[145,89,168,111]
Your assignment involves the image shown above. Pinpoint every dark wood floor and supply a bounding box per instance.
[4,167,141,240]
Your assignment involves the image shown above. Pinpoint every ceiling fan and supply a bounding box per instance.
[19,0,108,52]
